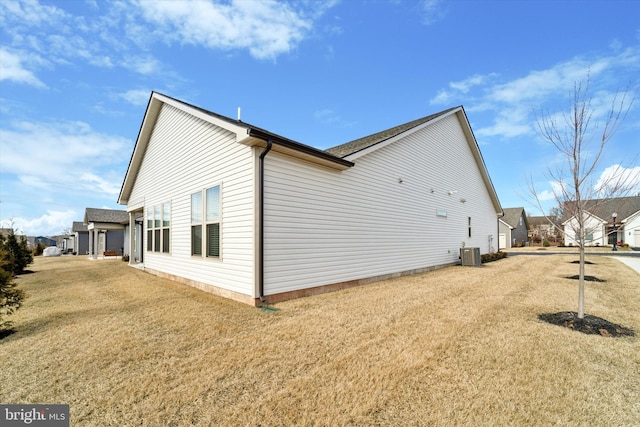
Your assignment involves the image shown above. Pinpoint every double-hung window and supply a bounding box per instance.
[192,185,221,258]
[154,207,161,252]
[147,203,171,253]
[162,202,170,253]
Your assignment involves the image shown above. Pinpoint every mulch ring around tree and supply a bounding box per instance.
[0,329,16,340]
[538,312,635,337]
[566,274,605,282]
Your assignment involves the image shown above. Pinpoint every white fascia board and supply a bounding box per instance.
[88,222,125,231]
[238,135,352,171]
[154,93,248,141]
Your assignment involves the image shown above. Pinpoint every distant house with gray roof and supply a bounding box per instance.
[499,207,530,248]
[71,221,89,255]
[562,196,640,247]
[117,92,503,306]
[84,208,129,258]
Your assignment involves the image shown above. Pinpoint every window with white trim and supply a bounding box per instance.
[162,202,170,253]
[147,203,170,253]
[191,185,221,258]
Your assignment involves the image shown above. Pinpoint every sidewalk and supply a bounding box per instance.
[609,256,640,274]
[501,248,640,274]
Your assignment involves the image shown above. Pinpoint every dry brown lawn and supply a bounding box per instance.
[1,255,639,426]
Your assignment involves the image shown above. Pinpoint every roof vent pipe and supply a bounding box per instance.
[237,107,241,121]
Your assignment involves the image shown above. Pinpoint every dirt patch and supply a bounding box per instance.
[566,274,605,282]
[538,312,635,337]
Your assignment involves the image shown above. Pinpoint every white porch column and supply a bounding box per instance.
[128,211,135,265]
[88,228,93,259]
[92,229,99,259]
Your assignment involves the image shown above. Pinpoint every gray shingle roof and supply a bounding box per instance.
[84,208,129,225]
[563,196,640,223]
[71,221,88,232]
[325,107,459,158]
[502,207,527,228]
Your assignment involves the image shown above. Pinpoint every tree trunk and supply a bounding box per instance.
[578,246,585,319]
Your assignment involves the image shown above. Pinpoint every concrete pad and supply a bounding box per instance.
[609,257,640,275]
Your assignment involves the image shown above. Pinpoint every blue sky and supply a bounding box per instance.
[1,0,639,236]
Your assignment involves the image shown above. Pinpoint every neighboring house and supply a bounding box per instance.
[84,208,129,258]
[499,207,529,248]
[562,196,640,247]
[528,215,561,245]
[34,236,57,247]
[118,92,503,306]
[0,228,30,247]
[0,228,14,237]
[72,221,89,255]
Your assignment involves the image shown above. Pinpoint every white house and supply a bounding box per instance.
[118,92,503,305]
[562,196,640,247]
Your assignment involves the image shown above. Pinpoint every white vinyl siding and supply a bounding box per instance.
[626,212,640,247]
[564,214,606,247]
[263,114,498,295]
[128,103,255,296]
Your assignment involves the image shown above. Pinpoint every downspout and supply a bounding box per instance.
[258,140,273,302]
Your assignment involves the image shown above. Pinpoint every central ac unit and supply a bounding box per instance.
[460,247,481,266]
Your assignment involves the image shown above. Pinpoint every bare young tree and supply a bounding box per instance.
[529,76,637,319]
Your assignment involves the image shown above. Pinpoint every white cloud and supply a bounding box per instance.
[0,0,162,78]
[475,119,531,139]
[314,107,354,128]
[314,108,339,124]
[430,73,498,106]
[0,120,130,198]
[449,73,496,93]
[430,46,640,141]
[419,0,447,26]
[0,48,46,87]
[122,55,160,75]
[430,89,453,105]
[536,190,556,202]
[536,181,565,202]
[2,210,77,237]
[79,173,122,196]
[0,0,67,27]
[135,0,314,60]
[118,89,151,106]
[1,0,338,85]
[594,164,640,196]
[0,120,129,235]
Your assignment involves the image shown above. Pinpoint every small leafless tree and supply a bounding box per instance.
[529,76,637,319]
